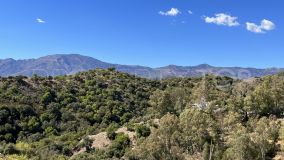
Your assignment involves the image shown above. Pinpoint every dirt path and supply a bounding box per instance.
[71,127,137,158]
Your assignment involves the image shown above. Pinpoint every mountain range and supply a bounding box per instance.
[0,54,283,79]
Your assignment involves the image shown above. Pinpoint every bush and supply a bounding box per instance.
[135,125,151,138]
[108,133,130,158]
[4,143,19,155]
[106,123,118,140]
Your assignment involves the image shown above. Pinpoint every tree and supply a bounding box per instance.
[127,114,185,160]
[223,132,258,160]
[246,75,284,117]
[41,91,55,106]
[223,117,279,160]
[149,88,188,116]
[248,117,279,159]
[27,117,41,133]
[227,80,256,121]
[179,108,218,155]
[192,75,218,104]
[149,90,175,116]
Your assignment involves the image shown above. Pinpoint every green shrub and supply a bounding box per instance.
[106,123,118,140]
[135,125,151,138]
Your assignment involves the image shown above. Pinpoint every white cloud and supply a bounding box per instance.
[261,19,275,31]
[159,8,181,16]
[246,19,275,33]
[188,10,193,15]
[204,13,239,27]
[36,18,45,23]
[246,22,263,33]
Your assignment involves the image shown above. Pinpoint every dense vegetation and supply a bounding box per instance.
[0,69,284,160]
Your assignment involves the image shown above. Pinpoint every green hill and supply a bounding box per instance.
[0,69,284,159]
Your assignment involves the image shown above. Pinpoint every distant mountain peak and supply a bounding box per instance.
[196,63,213,68]
[1,58,15,62]
[39,54,95,60]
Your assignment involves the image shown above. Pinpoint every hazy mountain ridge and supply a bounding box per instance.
[0,54,283,79]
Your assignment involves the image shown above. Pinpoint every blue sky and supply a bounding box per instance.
[0,0,283,68]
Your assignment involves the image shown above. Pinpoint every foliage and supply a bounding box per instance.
[135,124,151,138]
[0,70,283,159]
[108,133,130,158]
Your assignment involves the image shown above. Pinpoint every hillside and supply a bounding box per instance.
[0,69,159,159]
[0,69,284,159]
[0,54,283,79]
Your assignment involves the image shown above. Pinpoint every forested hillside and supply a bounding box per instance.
[1,69,284,160]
